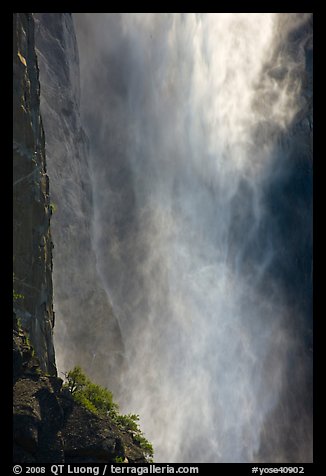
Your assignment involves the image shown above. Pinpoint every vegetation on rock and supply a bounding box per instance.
[63,366,154,461]
[13,273,24,302]
[50,202,57,214]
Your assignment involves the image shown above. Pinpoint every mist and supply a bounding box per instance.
[71,13,312,462]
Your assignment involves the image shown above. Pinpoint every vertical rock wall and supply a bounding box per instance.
[34,13,123,388]
[13,13,56,375]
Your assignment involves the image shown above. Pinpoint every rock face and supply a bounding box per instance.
[13,13,149,464]
[33,13,124,387]
[13,315,146,464]
[13,12,56,375]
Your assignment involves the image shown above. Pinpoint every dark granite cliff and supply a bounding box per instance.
[34,13,124,388]
[13,13,149,464]
[13,315,147,463]
[13,12,56,375]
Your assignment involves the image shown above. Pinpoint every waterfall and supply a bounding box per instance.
[72,13,312,462]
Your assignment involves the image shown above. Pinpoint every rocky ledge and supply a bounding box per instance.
[13,313,147,464]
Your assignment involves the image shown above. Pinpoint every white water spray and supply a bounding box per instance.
[73,13,312,462]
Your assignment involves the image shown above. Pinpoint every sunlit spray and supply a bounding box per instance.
[71,13,312,462]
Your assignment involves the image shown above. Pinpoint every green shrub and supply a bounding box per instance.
[81,381,118,416]
[72,391,99,415]
[24,333,35,356]
[63,366,154,461]
[113,413,140,433]
[16,316,22,330]
[133,433,154,461]
[64,366,89,394]
[13,290,24,302]
[13,273,24,302]
[63,366,117,417]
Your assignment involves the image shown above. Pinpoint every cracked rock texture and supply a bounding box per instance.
[13,12,56,375]
[34,13,124,388]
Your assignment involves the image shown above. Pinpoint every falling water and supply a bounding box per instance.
[72,13,312,462]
